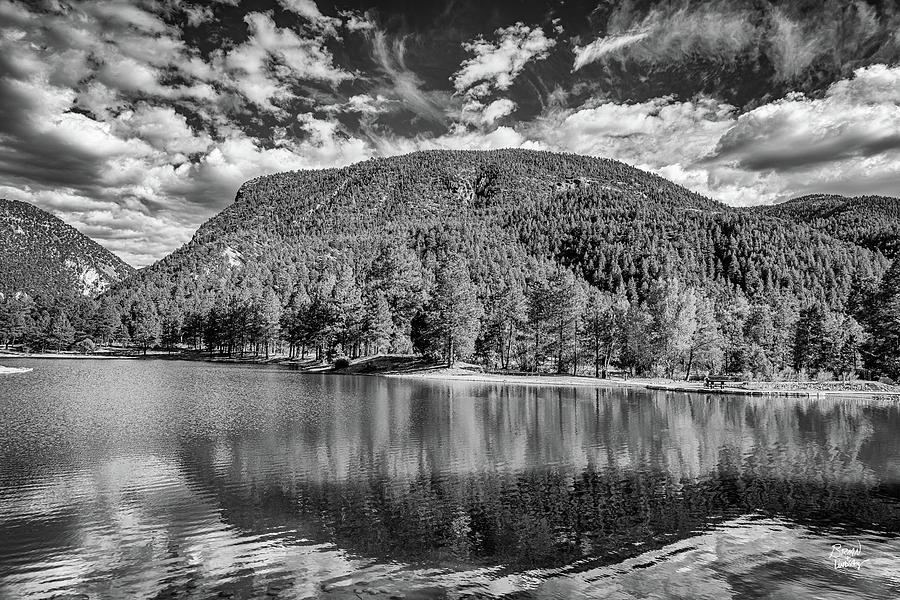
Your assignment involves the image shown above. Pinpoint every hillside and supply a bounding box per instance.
[110,149,886,313]
[0,199,133,298]
[754,194,900,259]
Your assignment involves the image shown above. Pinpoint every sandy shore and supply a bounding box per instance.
[384,367,900,398]
[2,350,897,398]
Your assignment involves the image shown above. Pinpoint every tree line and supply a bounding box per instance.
[2,253,898,382]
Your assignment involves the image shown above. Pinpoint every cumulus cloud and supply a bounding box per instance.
[218,12,350,111]
[0,1,367,265]
[536,96,735,164]
[453,23,555,96]
[708,65,900,171]
[459,98,517,126]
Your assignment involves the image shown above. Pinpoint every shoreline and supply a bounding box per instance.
[384,369,900,398]
[2,350,898,398]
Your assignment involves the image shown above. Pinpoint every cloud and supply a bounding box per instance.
[708,65,900,172]
[2,0,900,267]
[536,96,735,165]
[572,3,756,70]
[0,1,367,266]
[767,9,824,82]
[369,30,452,124]
[573,30,651,71]
[453,23,555,96]
[183,5,214,27]
[276,0,341,36]
[341,10,374,32]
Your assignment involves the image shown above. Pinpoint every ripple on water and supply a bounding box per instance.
[0,360,899,599]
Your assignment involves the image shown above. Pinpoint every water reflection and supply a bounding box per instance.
[0,360,899,599]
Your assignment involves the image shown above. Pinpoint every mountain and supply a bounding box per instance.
[754,194,900,259]
[108,149,887,316]
[0,199,133,298]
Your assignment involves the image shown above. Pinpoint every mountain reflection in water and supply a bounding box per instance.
[0,360,898,599]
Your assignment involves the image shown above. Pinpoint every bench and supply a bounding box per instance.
[605,369,629,380]
[704,375,745,389]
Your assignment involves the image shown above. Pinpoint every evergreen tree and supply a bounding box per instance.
[130,300,162,354]
[363,292,393,355]
[46,310,75,352]
[415,259,482,367]
[865,259,900,379]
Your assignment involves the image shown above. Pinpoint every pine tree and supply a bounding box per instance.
[866,259,900,379]
[415,258,483,367]
[47,310,75,352]
[364,292,393,355]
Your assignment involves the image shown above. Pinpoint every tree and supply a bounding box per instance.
[46,310,75,352]
[685,295,723,379]
[91,298,121,346]
[646,279,698,378]
[620,303,654,375]
[793,303,828,376]
[130,300,162,354]
[161,313,184,350]
[545,269,585,374]
[482,280,527,370]
[832,316,865,380]
[581,289,628,378]
[363,292,393,355]
[415,258,483,366]
[257,289,282,358]
[0,297,30,348]
[864,259,900,379]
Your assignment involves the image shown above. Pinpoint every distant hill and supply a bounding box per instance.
[754,194,900,259]
[108,149,886,314]
[0,199,133,298]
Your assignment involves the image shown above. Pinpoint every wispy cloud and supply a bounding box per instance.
[572,3,756,70]
[573,30,651,71]
[368,29,452,124]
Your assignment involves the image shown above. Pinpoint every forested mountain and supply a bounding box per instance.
[111,149,884,312]
[755,194,900,259]
[0,199,133,298]
[4,150,899,380]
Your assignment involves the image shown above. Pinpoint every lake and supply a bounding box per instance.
[1,359,899,599]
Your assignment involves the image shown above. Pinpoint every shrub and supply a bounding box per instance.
[333,356,350,369]
[75,338,96,354]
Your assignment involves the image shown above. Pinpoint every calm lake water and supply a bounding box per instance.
[1,359,899,599]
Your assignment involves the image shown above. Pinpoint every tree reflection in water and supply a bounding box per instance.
[177,380,900,572]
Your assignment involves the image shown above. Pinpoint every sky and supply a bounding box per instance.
[1,0,900,267]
